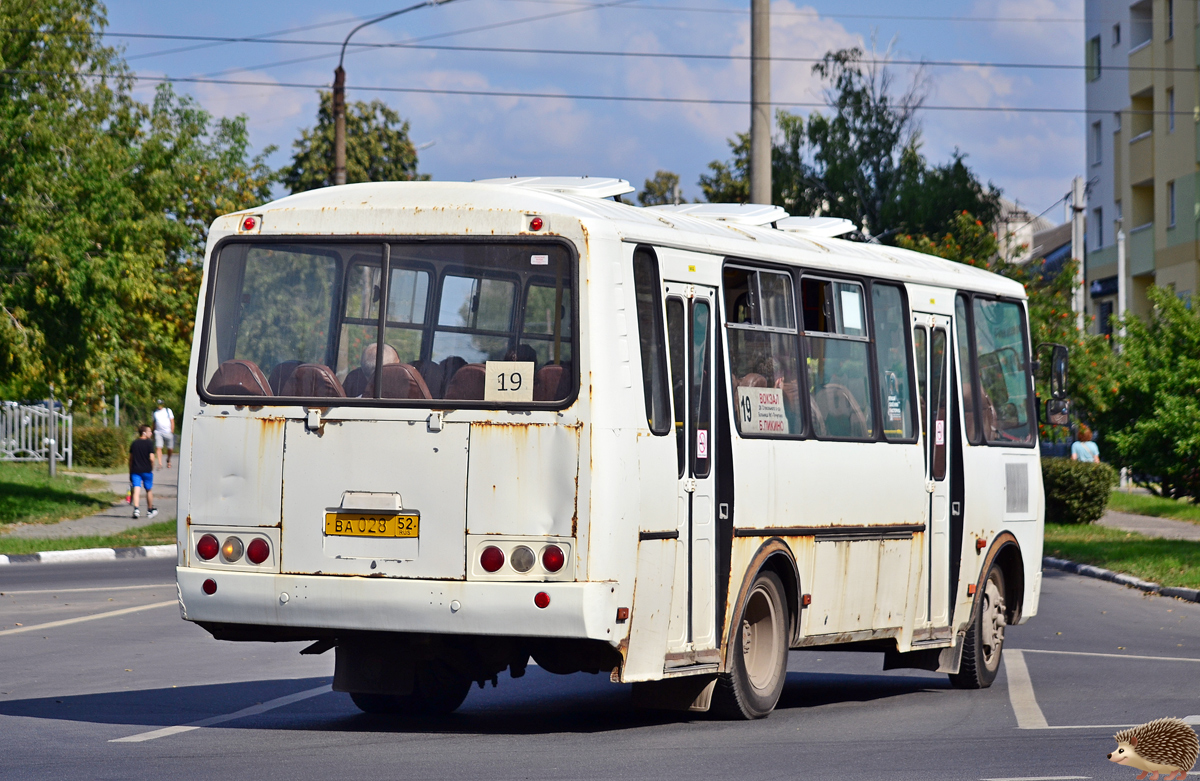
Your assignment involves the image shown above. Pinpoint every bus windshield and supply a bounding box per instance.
[201,240,575,405]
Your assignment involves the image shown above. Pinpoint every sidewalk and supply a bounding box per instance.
[1,462,178,540]
[1095,508,1200,541]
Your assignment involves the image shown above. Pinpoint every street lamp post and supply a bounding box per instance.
[333,0,457,187]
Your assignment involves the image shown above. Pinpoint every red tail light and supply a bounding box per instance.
[480,545,505,573]
[541,544,565,573]
[534,591,550,608]
[202,578,217,595]
[246,537,270,564]
[196,534,219,561]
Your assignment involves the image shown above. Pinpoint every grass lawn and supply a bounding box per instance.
[0,462,121,527]
[0,521,176,556]
[1045,523,1200,589]
[1108,491,1200,523]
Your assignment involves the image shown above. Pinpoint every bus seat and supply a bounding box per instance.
[267,360,302,395]
[737,373,769,388]
[444,363,486,400]
[280,364,346,398]
[813,383,868,438]
[534,365,563,401]
[438,356,468,396]
[368,363,432,400]
[342,367,369,398]
[208,360,272,396]
[412,359,443,398]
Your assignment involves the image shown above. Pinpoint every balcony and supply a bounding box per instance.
[1129,130,1154,186]
[1129,42,1153,96]
[1129,222,1155,276]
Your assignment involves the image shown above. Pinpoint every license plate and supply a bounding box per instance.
[324,513,419,538]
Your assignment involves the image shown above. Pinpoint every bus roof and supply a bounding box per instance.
[219,181,1027,300]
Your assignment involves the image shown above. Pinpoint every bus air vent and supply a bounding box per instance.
[1005,463,1029,514]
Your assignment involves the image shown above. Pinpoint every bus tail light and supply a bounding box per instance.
[510,545,535,573]
[202,578,217,595]
[534,591,550,609]
[221,536,244,563]
[481,545,505,573]
[246,537,270,564]
[541,544,565,573]
[197,534,219,561]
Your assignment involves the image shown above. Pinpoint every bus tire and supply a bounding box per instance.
[711,570,789,720]
[349,661,472,716]
[950,563,1006,690]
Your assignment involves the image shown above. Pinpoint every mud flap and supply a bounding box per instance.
[333,641,415,695]
[881,635,963,674]
[631,674,717,712]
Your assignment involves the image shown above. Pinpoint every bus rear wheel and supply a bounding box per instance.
[950,564,1006,689]
[349,661,472,716]
[711,570,789,720]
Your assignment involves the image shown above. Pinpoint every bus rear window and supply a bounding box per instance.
[202,241,576,406]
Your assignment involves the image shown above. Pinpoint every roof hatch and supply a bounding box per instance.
[775,216,858,238]
[475,176,635,199]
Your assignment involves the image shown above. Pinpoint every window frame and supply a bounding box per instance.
[956,291,1037,449]
[632,246,673,436]
[799,272,882,443]
[868,281,920,445]
[197,234,581,410]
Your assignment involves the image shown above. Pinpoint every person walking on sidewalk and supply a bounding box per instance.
[129,425,159,519]
[153,399,175,469]
[1071,424,1101,462]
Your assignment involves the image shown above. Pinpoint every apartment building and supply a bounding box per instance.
[1086,0,1198,333]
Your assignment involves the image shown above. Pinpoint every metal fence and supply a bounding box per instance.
[1,401,73,468]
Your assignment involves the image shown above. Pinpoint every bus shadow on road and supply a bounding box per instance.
[0,667,951,737]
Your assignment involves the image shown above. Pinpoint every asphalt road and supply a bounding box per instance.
[3,560,1199,781]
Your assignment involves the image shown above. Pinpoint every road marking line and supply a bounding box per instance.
[0,584,174,596]
[110,684,333,743]
[981,776,1092,780]
[1005,650,1049,729]
[1019,649,1200,663]
[0,600,176,636]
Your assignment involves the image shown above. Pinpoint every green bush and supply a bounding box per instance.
[73,426,129,468]
[1042,457,1118,525]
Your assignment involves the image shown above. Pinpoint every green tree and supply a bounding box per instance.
[0,1,275,410]
[1094,288,1200,501]
[281,92,428,193]
[638,170,682,206]
[701,48,1000,239]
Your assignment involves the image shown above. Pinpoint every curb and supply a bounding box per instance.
[1043,556,1200,603]
[0,544,177,566]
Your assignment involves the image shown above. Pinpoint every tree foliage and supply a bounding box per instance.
[701,48,1001,239]
[280,91,427,193]
[0,1,275,409]
[1094,288,1200,501]
[638,170,682,206]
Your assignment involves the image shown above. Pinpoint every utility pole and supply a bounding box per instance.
[749,0,771,204]
[332,0,459,187]
[1070,176,1087,332]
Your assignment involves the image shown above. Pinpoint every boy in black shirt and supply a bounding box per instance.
[129,425,158,519]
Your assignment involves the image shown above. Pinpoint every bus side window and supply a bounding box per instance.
[802,277,874,440]
[972,298,1034,445]
[955,294,981,443]
[724,265,802,437]
[666,298,687,476]
[871,283,915,441]
[632,249,671,435]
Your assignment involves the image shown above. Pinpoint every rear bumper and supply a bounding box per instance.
[177,567,621,642]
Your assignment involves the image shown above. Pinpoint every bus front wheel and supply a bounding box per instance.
[349,660,472,716]
[711,570,789,719]
[950,563,1006,689]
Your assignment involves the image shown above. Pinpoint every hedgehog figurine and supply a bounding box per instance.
[1108,718,1200,780]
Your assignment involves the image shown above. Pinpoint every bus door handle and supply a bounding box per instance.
[683,478,697,493]
[925,480,935,493]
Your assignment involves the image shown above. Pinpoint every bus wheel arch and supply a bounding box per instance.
[987,534,1025,625]
[712,539,800,719]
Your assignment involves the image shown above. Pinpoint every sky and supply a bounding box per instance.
[103,0,1086,221]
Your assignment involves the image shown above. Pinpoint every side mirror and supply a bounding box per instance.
[1043,398,1070,427]
[1050,345,1069,400]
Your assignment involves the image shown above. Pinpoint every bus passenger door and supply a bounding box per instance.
[664,283,719,661]
[914,313,953,632]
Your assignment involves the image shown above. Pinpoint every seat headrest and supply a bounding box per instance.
[208,360,272,396]
[280,364,346,398]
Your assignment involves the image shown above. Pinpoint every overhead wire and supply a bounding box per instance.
[0,68,1159,114]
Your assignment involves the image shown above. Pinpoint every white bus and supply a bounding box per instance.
[177,177,1061,719]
